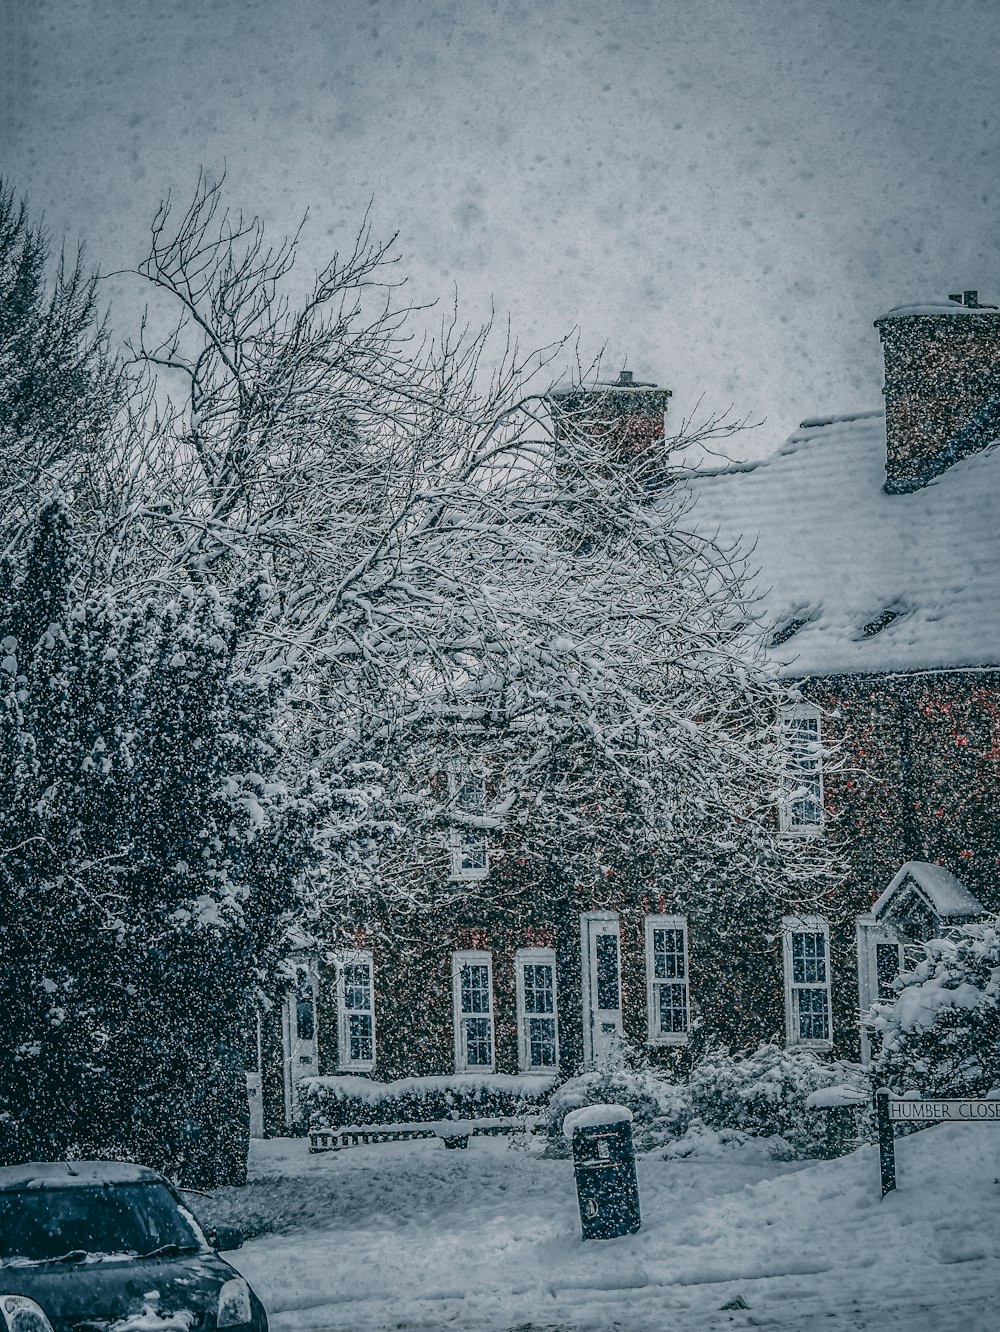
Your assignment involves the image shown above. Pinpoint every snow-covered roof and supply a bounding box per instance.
[684,411,1000,676]
[0,1160,165,1190]
[876,300,999,319]
[872,861,985,921]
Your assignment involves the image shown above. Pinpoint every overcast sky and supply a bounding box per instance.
[3,0,999,458]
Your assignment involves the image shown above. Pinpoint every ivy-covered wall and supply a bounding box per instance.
[809,670,1000,915]
[259,668,1000,1131]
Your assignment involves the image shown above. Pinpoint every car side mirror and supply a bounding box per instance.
[208,1224,244,1251]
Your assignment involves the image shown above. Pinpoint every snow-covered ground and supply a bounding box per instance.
[212,1128,1000,1331]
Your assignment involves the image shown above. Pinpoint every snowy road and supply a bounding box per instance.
[216,1130,1000,1331]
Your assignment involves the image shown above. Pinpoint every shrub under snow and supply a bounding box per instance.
[685,1044,851,1157]
[302,1074,556,1130]
[872,920,1000,1098]
[545,1067,689,1153]
[545,1045,852,1158]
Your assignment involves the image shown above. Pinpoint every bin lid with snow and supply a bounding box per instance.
[562,1104,634,1141]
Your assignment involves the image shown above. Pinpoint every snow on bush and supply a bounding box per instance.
[301,1074,556,1129]
[544,1066,689,1154]
[871,919,1000,1098]
[545,1045,855,1158]
[686,1045,851,1158]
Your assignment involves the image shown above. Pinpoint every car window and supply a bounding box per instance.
[0,1182,202,1262]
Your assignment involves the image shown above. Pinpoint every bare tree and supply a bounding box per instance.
[110,178,838,966]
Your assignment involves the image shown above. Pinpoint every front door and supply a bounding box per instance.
[246,1016,264,1139]
[281,964,319,1128]
[856,916,905,1066]
[581,912,623,1066]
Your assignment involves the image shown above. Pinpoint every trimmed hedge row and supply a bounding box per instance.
[301,1073,557,1129]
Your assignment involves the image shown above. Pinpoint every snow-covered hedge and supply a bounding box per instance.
[544,1046,858,1158]
[301,1074,557,1129]
[872,920,1000,1098]
[686,1045,851,1157]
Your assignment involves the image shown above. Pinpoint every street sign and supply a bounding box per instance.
[888,1098,1000,1123]
[875,1089,1000,1198]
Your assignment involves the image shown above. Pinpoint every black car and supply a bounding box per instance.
[0,1160,267,1331]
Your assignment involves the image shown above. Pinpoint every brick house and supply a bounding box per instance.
[253,296,1000,1134]
[688,290,1000,1065]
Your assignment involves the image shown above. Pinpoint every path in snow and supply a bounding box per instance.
[215,1129,1000,1331]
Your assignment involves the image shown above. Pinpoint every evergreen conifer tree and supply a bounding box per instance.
[0,502,325,1184]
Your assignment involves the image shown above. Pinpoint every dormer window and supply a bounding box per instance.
[779,702,823,835]
[449,765,489,880]
[861,606,903,638]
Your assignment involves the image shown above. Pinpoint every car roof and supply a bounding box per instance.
[0,1160,168,1191]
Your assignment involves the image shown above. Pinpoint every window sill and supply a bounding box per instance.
[646,1034,689,1047]
[786,1040,833,1052]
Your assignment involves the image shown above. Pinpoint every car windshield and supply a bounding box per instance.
[0,1182,202,1263]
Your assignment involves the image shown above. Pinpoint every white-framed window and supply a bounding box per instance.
[783,915,833,1049]
[516,947,559,1072]
[453,950,495,1072]
[281,960,319,1127]
[337,950,376,1071]
[644,915,690,1044]
[448,765,489,880]
[779,702,824,835]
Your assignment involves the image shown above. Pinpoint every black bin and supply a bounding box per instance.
[570,1117,641,1240]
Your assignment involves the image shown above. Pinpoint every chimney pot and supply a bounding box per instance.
[618,370,634,385]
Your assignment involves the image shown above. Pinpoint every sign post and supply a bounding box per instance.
[875,1088,895,1198]
[875,1089,1000,1198]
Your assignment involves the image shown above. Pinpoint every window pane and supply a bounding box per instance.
[786,715,819,759]
[349,1013,373,1063]
[791,932,826,984]
[595,934,620,1011]
[455,773,485,811]
[653,928,685,979]
[461,963,491,1013]
[464,1016,492,1066]
[790,772,823,827]
[527,1016,557,1067]
[523,963,554,1014]
[296,994,315,1042]
[343,963,371,1012]
[796,987,829,1041]
[876,943,900,1000]
[657,982,688,1034]
[460,832,488,872]
[784,714,822,828]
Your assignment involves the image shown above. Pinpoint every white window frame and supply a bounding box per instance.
[337,950,376,1072]
[281,960,319,1128]
[515,947,560,1073]
[452,950,495,1072]
[779,702,824,836]
[448,765,490,881]
[644,914,690,1045]
[783,915,833,1050]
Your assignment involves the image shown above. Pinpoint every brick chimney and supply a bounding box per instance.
[547,369,672,472]
[874,292,1000,493]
